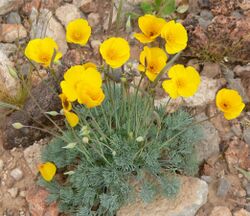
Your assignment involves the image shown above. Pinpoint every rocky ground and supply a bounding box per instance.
[0,0,250,215]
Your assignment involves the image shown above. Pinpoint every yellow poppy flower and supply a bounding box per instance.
[216,88,245,120]
[83,62,97,69]
[64,110,79,127]
[25,37,62,67]
[99,37,130,68]
[134,14,166,43]
[76,83,105,108]
[66,18,91,46]
[60,65,105,108]
[138,46,167,81]
[162,64,200,99]
[59,93,72,111]
[59,93,79,127]
[38,162,56,182]
[161,20,188,54]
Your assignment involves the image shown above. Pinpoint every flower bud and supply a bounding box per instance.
[82,137,89,144]
[136,136,144,142]
[12,122,24,129]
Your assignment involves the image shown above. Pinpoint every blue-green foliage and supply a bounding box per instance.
[40,85,202,216]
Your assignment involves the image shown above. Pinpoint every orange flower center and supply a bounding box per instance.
[72,32,83,41]
[39,54,50,63]
[176,79,186,88]
[221,102,230,110]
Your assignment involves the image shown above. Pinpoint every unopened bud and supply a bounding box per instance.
[82,137,89,144]
[12,122,24,129]
[112,151,116,156]
[136,136,144,142]
[62,142,77,149]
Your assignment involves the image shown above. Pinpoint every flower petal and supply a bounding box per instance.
[38,162,56,182]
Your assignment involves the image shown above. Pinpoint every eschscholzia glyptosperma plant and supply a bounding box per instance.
[17,15,246,216]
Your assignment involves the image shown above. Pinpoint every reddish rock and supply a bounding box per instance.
[210,206,232,216]
[26,186,59,216]
[225,137,250,174]
[22,0,61,15]
[0,24,27,42]
[210,0,237,16]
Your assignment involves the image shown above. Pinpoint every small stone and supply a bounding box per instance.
[0,43,17,56]
[55,3,82,27]
[8,187,19,198]
[217,177,231,197]
[195,113,220,163]
[198,0,210,9]
[10,168,23,181]
[246,183,250,196]
[74,0,97,13]
[0,24,27,42]
[198,17,211,29]
[234,209,250,216]
[5,176,15,188]
[234,65,250,76]
[187,59,200,71]
[23,142,43,175]
[243,128,250,145]
[88,13,100,27]
[6,12,21,24]
[90,39,101,54]
[237,189,247,197]
[231,124,242,137]
[200,10,213,20]
[201,63,221,79]
[20,190,26,197]
[0,159,3,172]
[0,0,23,15]
[0,51,20,97]
[201,175,213,184]
[210,206,232,216]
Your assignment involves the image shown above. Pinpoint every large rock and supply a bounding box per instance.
[234,209,250,216]
[0,51,20,97]
[0,0,23,15]
[183,76,222,107]
[55,3,82,27]
[0,43,17,56]
[0,24,27,42]
[30,8,68,55]
[117,177,208,216]
[195,113,220,163]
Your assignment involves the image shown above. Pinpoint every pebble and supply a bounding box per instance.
[243,128,250,145]
[201,175,213,184]
[201,63,221,79]
[0,24,27,42]
[237,189,247,197]
[200,9,213,20]
[88,13,100,27]
[0,159,4,172]
[55,3,82,27]
[6,12,21,24]
[20,190,26,197]
[7,187,19,198]
[10,168,23,181]
[5,176,15,188]
[90,39,101,54]
[245,183,250,196]
[74,0,97,13]
[217,177,231,197]
[234,209,250,216]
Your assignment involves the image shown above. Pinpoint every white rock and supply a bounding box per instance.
[10,168,23,181]
[183,76,222,107]
[195,113,221,163]
[24,142,42,175]
[0,159,4,172]
[234,209,250,216]
[90,39,101,54]
[0,24,27,43]
[55,3,82,27]
[0,51,20,97]
[30,9,68,55]
[118,177,208,216]
[8,187,19,198]
[0,0,23,15]
[210,206,232,216]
